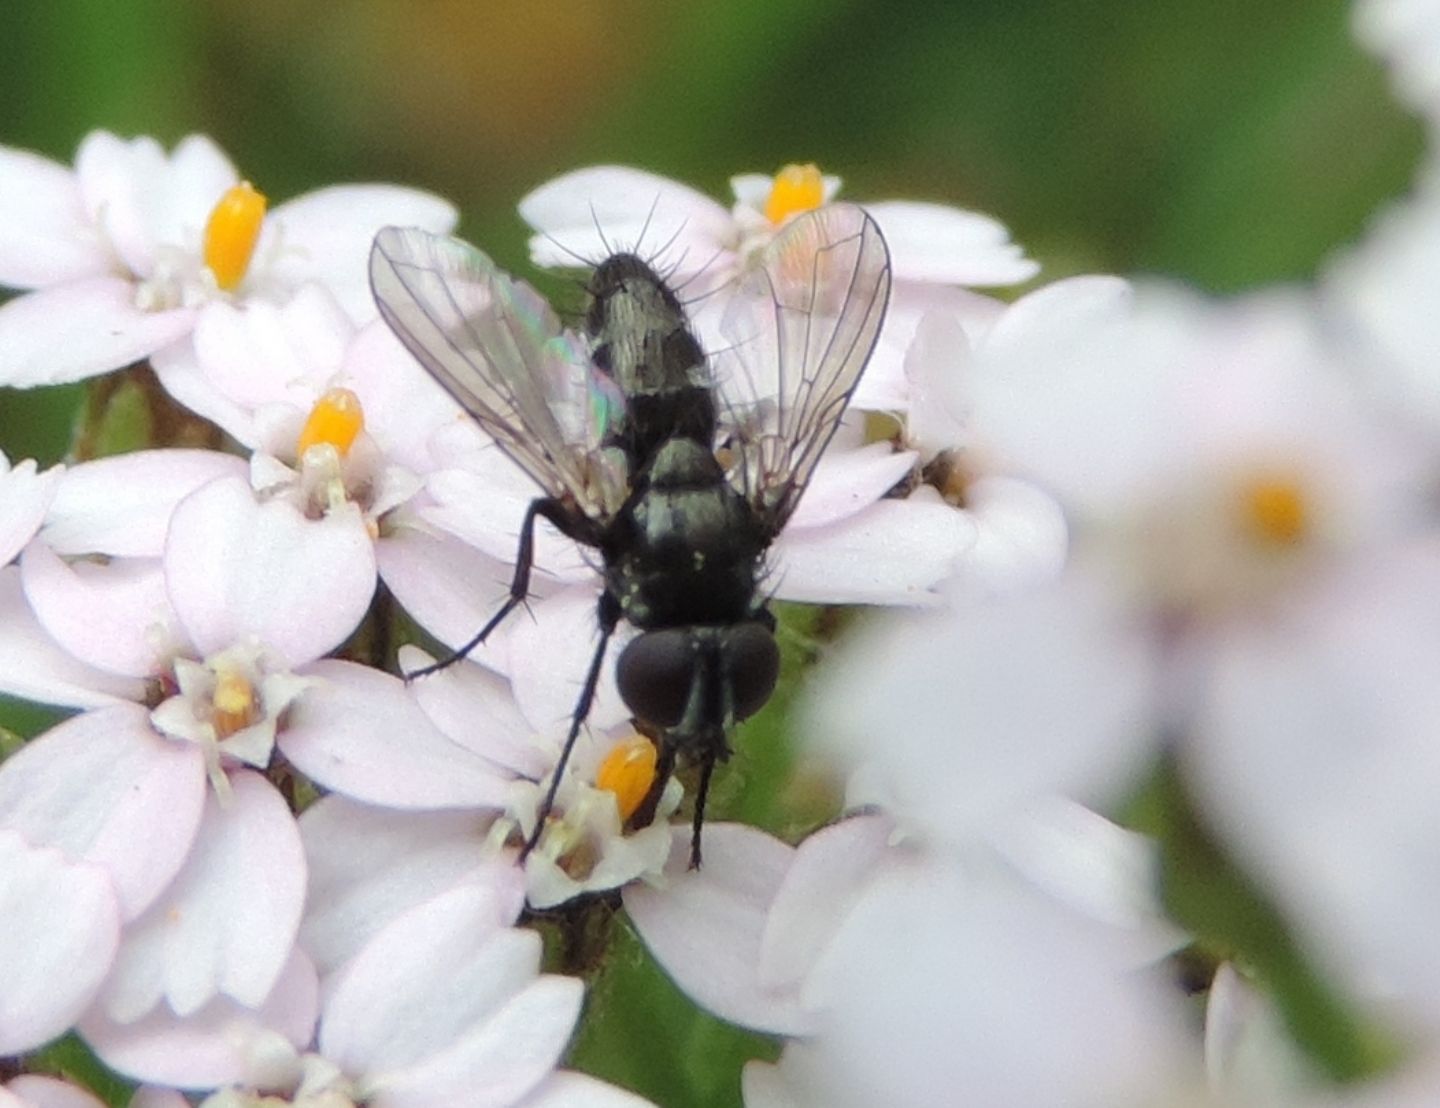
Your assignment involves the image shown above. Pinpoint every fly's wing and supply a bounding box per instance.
[714,204,892,534]
[370,226,626,519]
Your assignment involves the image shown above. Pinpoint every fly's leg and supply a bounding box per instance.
[406,496,573,680]
[628,736,676,832]
[521,591,621,858]
[687,753,718,869]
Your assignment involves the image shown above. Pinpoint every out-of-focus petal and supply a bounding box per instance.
[517,1071,657,1108]
[3,1075,109,1108]
[944,476,1069,596]
[0,278,195,387]
[0,145,106,287]
[42,451,245,558]
[98,772,304,1021]
[520,166,733,274]
[864,200,1039,286]
[0,832,119,1056]
[0,704,204,919]
[164,476,376,667]
[281,659,515,809]
[804,571,1157,848]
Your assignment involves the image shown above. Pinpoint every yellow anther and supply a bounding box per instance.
[212,669,258,738]
[203,181,267,291]
[595,734,658,823]
[763,163,826,225]
[1240,476,1308,548]
[296,388,365,459]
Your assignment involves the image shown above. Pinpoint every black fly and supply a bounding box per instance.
[369,203,891,867]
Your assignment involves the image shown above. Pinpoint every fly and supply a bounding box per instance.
[369,203,891,867]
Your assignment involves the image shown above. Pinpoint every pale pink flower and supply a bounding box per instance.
[518,163,1031,407]
[0,452,61,567]
[0,130,455,387]
[168,877,653,1107]
[1,1075,109,1108]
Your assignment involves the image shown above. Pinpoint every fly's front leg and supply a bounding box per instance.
[521,591,622,859]
[406,496,572,680]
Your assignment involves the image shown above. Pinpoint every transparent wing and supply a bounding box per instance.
[714,204,892,533]
[370,226,625,518]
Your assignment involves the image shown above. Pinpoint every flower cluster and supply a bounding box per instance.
[5,19,1440,1099]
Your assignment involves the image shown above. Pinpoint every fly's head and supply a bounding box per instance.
[614,621,780,754]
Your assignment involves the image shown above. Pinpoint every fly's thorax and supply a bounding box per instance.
[608,438,768,628]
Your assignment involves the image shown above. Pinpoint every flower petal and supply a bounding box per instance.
[299,796,520,979]
[519,166,732,274]
[0,457,60,568]
[4,1075,110,1108]
[864,200,1039,286]
[783,443,915,531]
[22,543,177,678]
[98,771,305,1021]
[0,831,120,1056]
[516,1071,657,1108]
[266,184,458,320]
[0,145,107,287]
[164,476,376,667]
[42,450,246,558]
[0,278,195,387]
[372,975,584,1107]
[0,704,204,919]
[770,497,977,605]
[80,947,317,1090]
[623,823,806,1035]
[322,883,549,1076]
[280,659,515,809]
[0,565,147,708]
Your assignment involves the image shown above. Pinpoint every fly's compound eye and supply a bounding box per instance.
[617,629,693,728]
[724,621,780,721]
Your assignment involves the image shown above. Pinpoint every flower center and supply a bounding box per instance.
[595,733,658,823]
[212,668,261,739]
[296,387,365,460]
[763,163,825,225]
[1237,474,1308,548]
[203,181,268,292]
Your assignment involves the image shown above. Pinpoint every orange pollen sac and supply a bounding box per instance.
[203,181,267,292]
[212,670,259,738]
[297,388,365,459]
[595,734,659,823]
[1240,476,1308,547]
[764,163,825,225]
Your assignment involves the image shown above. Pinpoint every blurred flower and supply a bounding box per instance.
[1,1074,109,1108]
[0,130,455,387]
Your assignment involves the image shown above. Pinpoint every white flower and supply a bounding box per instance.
[0,130,455,387]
